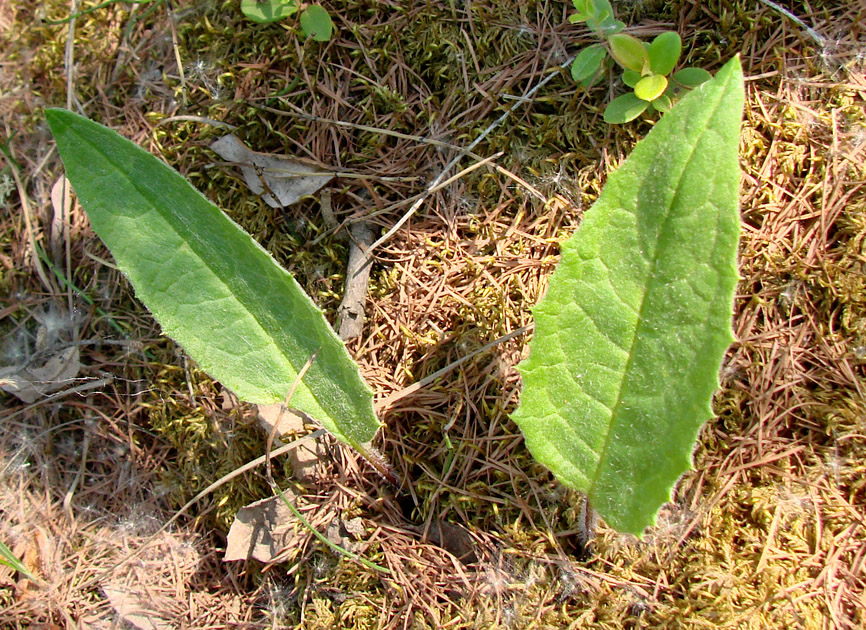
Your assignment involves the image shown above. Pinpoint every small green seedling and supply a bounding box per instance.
[569,0,712,123]
[240,0,334,41]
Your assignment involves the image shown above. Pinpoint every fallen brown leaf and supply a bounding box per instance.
[210,135,333,208]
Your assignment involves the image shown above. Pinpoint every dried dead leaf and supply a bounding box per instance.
[411,521,478,564]
[256,403,321,482]
[210,135,333,208]
[49,176,72,267]
[326,517,367,555]
[224,491,299,563]
[0,346,80,403]
[103,585,175,630]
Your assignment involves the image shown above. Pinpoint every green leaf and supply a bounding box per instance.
[512,57,744,535]
[673,67,713,88]
[648,31,681,76]
[622,69,641,88]
[578,0,622,35]
[650,93,672,113]
[300,5,334,41]
[240,0,298,24]
[634,74,668,101]
[0,540,36,581]
[608,33,650,73]
[603,92,649,124]
[571,45,606,83]
[45,109,380,451]
[570,0,591,21]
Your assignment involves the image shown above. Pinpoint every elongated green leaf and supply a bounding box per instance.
[45,109,380,450]
[513,57,743,535]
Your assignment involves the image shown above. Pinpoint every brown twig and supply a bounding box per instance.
[338,220,376,340]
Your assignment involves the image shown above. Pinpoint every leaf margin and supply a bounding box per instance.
[512,57,744,535]
[45,108,381,450]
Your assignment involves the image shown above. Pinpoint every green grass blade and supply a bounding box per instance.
[45,109,380,450]
[513,57,744,535]
[0,540,36,581]
[272,485,389,574]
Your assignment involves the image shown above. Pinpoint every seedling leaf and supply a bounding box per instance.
[648,31,681,76]
[608,33,649,73]
[622,69,641,88]
[45,109,380,451]
[603,92,649,124]
[570,0,591,22]
[240,0,298,24]
[513,57,744,535]
[650,94,672,113]
[673,67,713,88]
[571,45,606,83]
[634,74,668,101]
[300,5,333,41]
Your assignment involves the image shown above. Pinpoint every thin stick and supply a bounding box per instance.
[363,152,504,260]
[363,61,571,257]
[155,115,237,129]
[64,0,80,111]
[265,351,318,482]
[62,428,91,520]
[338,220,375,340]
[262,103,469,153]
[62,0,78,312]
[376,325,532,412]
[164,0,186,101]
[8,145,54,293]
[74,430,326,592]
[261,167,419,183]
[260,106,547,202]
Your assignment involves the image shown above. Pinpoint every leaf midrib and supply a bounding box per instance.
[76,123,313,401]
[588,74,733,494]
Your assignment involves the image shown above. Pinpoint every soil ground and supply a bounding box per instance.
[0,0,864,628]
